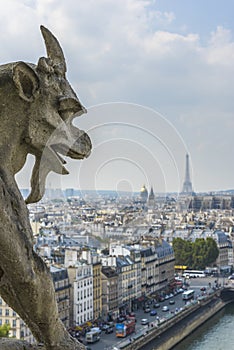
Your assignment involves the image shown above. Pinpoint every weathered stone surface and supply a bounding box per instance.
[0,26,91,350]
[0,338,45,350]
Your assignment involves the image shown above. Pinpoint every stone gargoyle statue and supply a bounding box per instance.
[0,26,92,350]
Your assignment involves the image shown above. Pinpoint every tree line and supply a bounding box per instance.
[172,237,219,270]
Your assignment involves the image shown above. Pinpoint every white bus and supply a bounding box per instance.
[182,290,195,300]
[183,270,206,278]
[85,331,100,343]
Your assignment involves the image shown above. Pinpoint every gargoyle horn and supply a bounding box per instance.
[40,25,67,74]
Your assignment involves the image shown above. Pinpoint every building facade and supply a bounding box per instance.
[50,266,70,329]
[68,262,93,326]
[101,266,119,321]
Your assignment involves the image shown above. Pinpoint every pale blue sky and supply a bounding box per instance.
[1,0,234,194]
[155,0,234,37]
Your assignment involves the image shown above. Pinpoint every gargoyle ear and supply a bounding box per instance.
[13,62,39,102]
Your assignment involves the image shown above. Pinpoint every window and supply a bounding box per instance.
[20,331,24,338]
[5,309,9,316]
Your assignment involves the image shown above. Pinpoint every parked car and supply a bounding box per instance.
[141,318,149,325]
[150,310,157,316]
[101,324,110,331]
[162,306,169,312]
[105,326,114,334]
[153,303,160,308]
[169,299,175,305]
[144,307,151,313]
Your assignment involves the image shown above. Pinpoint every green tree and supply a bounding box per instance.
[192,239,206,269]
[173,237,219,270]
[205,237,219,266]
[172,238,192,266]
[173,238,186,265]
[0,323,10,337]
[183,240,193,267]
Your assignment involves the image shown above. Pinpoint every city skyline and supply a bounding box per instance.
[1,1,234,193]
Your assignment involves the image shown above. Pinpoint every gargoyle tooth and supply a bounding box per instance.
[25,147,69,204]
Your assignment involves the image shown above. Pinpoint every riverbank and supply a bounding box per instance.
[119,292,227,350]
[0,291,228,350]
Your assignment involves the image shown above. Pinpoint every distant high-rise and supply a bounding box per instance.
[182,154,193,194]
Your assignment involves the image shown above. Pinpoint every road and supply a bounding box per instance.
[81,276,220,350]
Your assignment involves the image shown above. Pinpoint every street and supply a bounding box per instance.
[78,276,221,350]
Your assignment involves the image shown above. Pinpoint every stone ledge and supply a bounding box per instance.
[0,339,45,350]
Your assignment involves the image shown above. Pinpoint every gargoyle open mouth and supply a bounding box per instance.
[25,131,92,205]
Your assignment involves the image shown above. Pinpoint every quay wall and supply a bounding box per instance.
[122,293,226,350]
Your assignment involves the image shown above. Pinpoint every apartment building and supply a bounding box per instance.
[67,260,93,327]
[109,244,142,303]
[92,259,102,320]
[50,266,70,329]
[140,246,159,296]
[101,266,119,321]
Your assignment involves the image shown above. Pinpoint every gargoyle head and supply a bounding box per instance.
[9,26,92,204]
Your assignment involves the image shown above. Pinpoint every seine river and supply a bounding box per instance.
[173,303,234,350]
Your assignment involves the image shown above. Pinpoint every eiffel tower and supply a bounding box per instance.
[182,154,193,194]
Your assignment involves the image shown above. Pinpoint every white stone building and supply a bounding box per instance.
[67,261,93,326]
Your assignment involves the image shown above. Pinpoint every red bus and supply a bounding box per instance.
[116,319,135,338]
